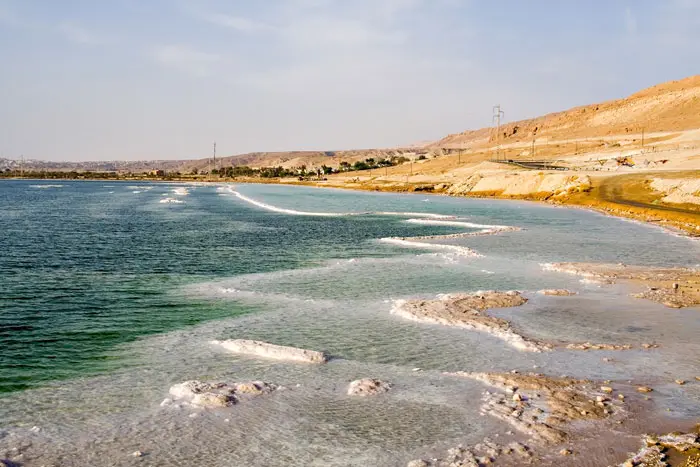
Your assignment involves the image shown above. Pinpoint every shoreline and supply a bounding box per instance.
[6,174,699,238]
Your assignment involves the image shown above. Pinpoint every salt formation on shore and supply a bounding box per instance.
[445,372,624,445]
[542,262,700,308]
[391,291,550,352]
[162,380,280,408]
[537,289,577,296]
[408,371,631,467]
[393,291,659,352]
[347,379,392,397]
[407,439,532,467]
[159,197,184,204]
[211,339,329,363]
[619,432,700,466]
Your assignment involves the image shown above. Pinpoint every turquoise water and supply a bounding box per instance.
[1,180,699,466]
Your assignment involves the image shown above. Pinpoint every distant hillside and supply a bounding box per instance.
[434,75,700,148]
[5,75,699,173]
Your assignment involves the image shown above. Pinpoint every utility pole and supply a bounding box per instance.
[20,154,24,177]
[492,105,505,161]
[213,141,218,178]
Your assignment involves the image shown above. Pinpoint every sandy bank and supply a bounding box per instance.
[212,339,328,363]
[543,262,700,308]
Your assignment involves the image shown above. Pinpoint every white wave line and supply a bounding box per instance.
[226,187,346,217]
[379,238,482,257]
[225,186,521,258]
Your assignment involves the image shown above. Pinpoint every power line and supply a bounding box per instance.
[492,105,505,160]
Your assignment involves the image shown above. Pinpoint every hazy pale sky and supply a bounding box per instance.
[1,0,699,161]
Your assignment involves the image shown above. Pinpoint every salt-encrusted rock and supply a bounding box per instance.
[165,380,280,408]
[637,386,653,393]
[347,378,392,397]
[212,339,328,363]
[537,289,576,296]
[619,432,700,466]
[446,372,623,446]
[391,291,550,352]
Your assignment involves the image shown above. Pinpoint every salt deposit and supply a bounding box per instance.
[212,339,328,363]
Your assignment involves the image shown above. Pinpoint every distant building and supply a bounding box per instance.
[149,169,165,176]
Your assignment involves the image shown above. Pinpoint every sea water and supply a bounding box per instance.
[1,180,699,466]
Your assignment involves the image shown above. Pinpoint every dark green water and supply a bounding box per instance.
[0,181,447,393]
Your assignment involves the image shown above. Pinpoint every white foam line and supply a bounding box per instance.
[375,211,455,219]
[379,238,482,257]
[227,187,346,217]
[226,186,522,258]
[405,218,507,229]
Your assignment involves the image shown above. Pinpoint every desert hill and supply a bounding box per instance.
[434,75,700,149]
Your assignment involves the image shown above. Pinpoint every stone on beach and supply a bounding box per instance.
[347,378,392,397]
[165,380,280,408]
[212,339,328,363]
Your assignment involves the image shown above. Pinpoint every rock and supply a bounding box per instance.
[618,394,625,400]
[212,339,328,363]
[637,386,653,393]
[347,379,392,397]
[596,395,607,403]
[132,451,144,457]
[512,393,523,402]
[600,386,614,393]
[675,379,686,385]
[166,380,280,408]
[696,376,700,381]
[559,448,572,456]
[537,289,576,296]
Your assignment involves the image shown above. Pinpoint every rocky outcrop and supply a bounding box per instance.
[162,380,280,408]
[445,173,591,199]
[391,291,551,352]
[650,178,700,206]
[542,262,700,308]
[347,379,392,397]
[212,339,328,363]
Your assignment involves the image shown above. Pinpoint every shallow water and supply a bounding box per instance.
[1,181,698,466]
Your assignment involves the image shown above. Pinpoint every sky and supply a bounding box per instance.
[1,0,699,161]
